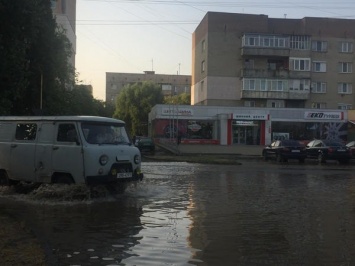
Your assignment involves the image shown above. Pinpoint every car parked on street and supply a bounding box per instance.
[262,139,307,163]
[305,139,351,164]
[136,137,155,155]
[346,141,355,159]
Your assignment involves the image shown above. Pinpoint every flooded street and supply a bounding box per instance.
[2,160,355,265]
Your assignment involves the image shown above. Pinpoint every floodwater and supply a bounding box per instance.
[1,160,355,265]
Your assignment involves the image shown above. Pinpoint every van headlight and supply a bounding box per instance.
[134,155,141,164]
[99,155,109,166]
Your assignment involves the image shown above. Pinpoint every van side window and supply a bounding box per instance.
[57,124,78,142]
[15,123,37,141]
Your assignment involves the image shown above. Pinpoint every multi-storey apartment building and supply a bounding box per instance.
[51,0,76,67]
[106,71,191,103]
[192,12,355,110]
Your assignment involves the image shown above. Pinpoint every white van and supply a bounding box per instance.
[0,116,143,187]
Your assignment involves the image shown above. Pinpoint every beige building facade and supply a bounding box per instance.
[51,0,76,67]
[192,12,355,110]
[106,71,191,103]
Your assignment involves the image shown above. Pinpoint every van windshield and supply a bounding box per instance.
[81,122,130,145]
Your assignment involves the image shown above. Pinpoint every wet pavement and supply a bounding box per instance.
[1,160,355,265]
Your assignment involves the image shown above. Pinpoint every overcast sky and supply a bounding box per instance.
[75,0,355,100]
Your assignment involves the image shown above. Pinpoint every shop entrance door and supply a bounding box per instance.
[233,126,257,145]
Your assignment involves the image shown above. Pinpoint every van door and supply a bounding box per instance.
[51,123,84,183]
[10,122,38,181]
[35,123,54,183]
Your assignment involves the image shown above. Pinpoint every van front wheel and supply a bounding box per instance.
[53,174,74,185]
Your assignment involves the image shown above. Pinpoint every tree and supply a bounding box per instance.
[113,81,164,136]
[164,93,191,105]
[0,0,74,115]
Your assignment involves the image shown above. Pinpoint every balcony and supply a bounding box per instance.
[241,69,289,79]
[241,68,311,79]
[241,47,290,57]
[241,90,309,100]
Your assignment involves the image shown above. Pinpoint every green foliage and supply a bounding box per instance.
[113,81,164,135]
[56,85,115,117]
[0,0,74,115]
[164,93,191,105]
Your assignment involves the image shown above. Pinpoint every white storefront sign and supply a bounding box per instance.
[232,113,269,120]
[162,107,193,116]
[304,111,343,120]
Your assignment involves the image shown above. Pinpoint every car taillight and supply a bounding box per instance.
[328,148,334,153]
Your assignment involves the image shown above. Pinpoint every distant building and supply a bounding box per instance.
[106,71,191,103]
[192,12,355,110]
[51,0,76,68]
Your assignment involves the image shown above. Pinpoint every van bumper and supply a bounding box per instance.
[86,171,144,186]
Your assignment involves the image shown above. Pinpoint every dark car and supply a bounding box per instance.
[346,141,355,159]
[305,139,351,164]
[262,139,307,163]
[136,137,155,154]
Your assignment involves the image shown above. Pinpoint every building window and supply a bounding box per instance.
[201,60,205,73]
[200,80,204,91]
[289,79,310,91]
[312,102,327,109]
[243,79,256,90]
[338,103,352,110]
[244,59,254,69]
[340,42,353,53]
[290,35,310,50]
[338,62,353,73]
[242,34,289,48]
[202,40,206,52]
[290,58,311,71]
[268,100,284,108]
[338,83,352,94]
[244,101,255,107]
[312,41,327,52]
[260,80,267,91]
[312,61,327,72]
[311,82,327,93]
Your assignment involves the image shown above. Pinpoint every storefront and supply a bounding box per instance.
[230,111,270,145]
[148,105,349,146]
[270,109,348,144]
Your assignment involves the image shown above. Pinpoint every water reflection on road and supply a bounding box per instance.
[1,161,355,265]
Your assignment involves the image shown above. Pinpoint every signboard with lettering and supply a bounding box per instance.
[304,111,344,120]
[232,113,269,120]
[162,107,193,116]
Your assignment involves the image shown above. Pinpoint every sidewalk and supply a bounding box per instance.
[157,143,263,157]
